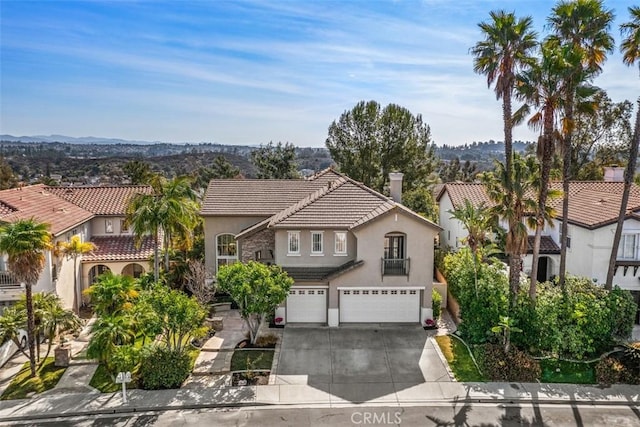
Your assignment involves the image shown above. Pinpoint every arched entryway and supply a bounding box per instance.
[88,264,111,284]
[121,263,144,278]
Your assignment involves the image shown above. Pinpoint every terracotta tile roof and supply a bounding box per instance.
[82,235,155,262]
[46,186,153,215]
[200,168,343,216]
[0,184,94,236]
[439,181,640,229]
[526,236,560,254]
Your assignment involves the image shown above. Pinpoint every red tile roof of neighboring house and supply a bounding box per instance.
[0,184,94,236]
[82,235,155,262]
[46,186,153,215]
[200,168,343,216]
[438,181,640,230]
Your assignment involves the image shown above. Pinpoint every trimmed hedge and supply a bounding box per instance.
[140,346,191,390]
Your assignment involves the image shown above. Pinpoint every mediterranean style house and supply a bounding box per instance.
[437,177,640,325]
[202,169,441,326]
[0,184,154,312]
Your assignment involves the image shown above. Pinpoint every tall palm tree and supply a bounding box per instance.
[516,41,579,300]
[126,176,199,282]
[0,219,52,377]
[58,235,96,312]
[471,10,537,297]
[37,293,81,366]
[606,6,640,289]
[481,155,538,308]
[547,0,614,287]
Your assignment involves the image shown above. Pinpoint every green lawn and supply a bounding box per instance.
[231,350,274,372]
[0,358,66,400]
[540,359,596,384]
[435,335,485,382]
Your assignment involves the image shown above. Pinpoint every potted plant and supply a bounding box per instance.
[423,318,437,330]
[274,317,284,328]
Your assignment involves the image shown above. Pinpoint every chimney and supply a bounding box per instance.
[603,166,625,182]
[389,172,404,204]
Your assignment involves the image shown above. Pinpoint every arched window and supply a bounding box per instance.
[122,263,145,278]
[217,234,238,269]
[383,233,408,275]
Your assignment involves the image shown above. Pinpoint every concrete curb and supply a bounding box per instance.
[429,336,456,382]
[1,394,638,423]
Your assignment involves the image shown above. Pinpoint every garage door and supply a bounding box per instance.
[340,289,420,323]
[287,288,327,323]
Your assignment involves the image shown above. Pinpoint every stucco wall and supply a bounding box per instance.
[274,229,357,267]
[203,216,269,272]
[330,209,438,307]
[438,192,469,250]
[55,256,77,310]
[91,216,129,236]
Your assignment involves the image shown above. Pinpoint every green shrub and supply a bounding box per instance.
[139,346,191,390]
[432,289,442,319]
[443,248,508,344]
[478,344,541,383]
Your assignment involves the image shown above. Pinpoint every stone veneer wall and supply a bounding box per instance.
[240,228,276,262]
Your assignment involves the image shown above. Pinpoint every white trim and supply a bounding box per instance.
[292,285,329,289]
[337,286,424,291]
[334,231,347,255]
[288,231,301,255]
[310,230,324,255]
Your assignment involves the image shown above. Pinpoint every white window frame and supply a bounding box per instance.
[618,233,638,260]
[120,219,129,234]
[311,231,324,255]
[288,231,301,256]
[334,231,347,256]
[216,233,238,269]
[105,219,113,234]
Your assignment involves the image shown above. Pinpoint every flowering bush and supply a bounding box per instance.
[274,317,284,324]
[424,319,436,328]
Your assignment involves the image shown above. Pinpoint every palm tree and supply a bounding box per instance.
[0,219,52,377]
[471,10,537,297]
[86,313,136,372]
[126,176,199,283]
[516,41,577,300]
[57,235,96,312]
[491,315,523,353]
[547,0,615,287]
[84,272,139,316]
[37,293,82,366]
[606,6,640,290]
[0,306,27,357]
[481,155,538,308]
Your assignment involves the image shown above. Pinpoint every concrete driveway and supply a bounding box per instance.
[274,325,451,402]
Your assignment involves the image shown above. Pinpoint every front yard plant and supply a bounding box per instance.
[434,335,484,382]
[139,346,192,390]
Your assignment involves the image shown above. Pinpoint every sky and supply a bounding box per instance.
[0,0,637,148]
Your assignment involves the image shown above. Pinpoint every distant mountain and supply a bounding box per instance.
[0,134,171,145]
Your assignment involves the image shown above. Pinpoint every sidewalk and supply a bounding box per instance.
[0,310,638,422]
[0,380,638,422]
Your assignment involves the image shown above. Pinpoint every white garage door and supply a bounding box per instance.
[287,288,327,323]
[340,289,420,323]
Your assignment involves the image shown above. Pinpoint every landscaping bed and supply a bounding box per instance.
[230,349,274,386]
[435,335,485,382]
[540,359,597,384]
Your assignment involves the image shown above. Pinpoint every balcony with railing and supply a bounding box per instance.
[0,271,23,302]
[381,258,410,276]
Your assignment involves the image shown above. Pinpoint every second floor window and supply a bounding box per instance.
[385,234,405,260]
[217,234,237,268]
[311,231,323,254]
[121,219,129,233]
[105,219,113,233]
[288,231,300,255]
[618,234,638,260]
[335,232,347,255]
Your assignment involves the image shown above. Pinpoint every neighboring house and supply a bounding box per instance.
[436,178,640,325]
[202,169,441,326]
[0,184,154,312]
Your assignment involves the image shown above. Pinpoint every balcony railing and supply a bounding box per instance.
[381,258,410,276]
[0,271,19,287]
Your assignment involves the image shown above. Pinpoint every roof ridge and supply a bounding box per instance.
[338,175,393,203]
[268,177,348,226]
